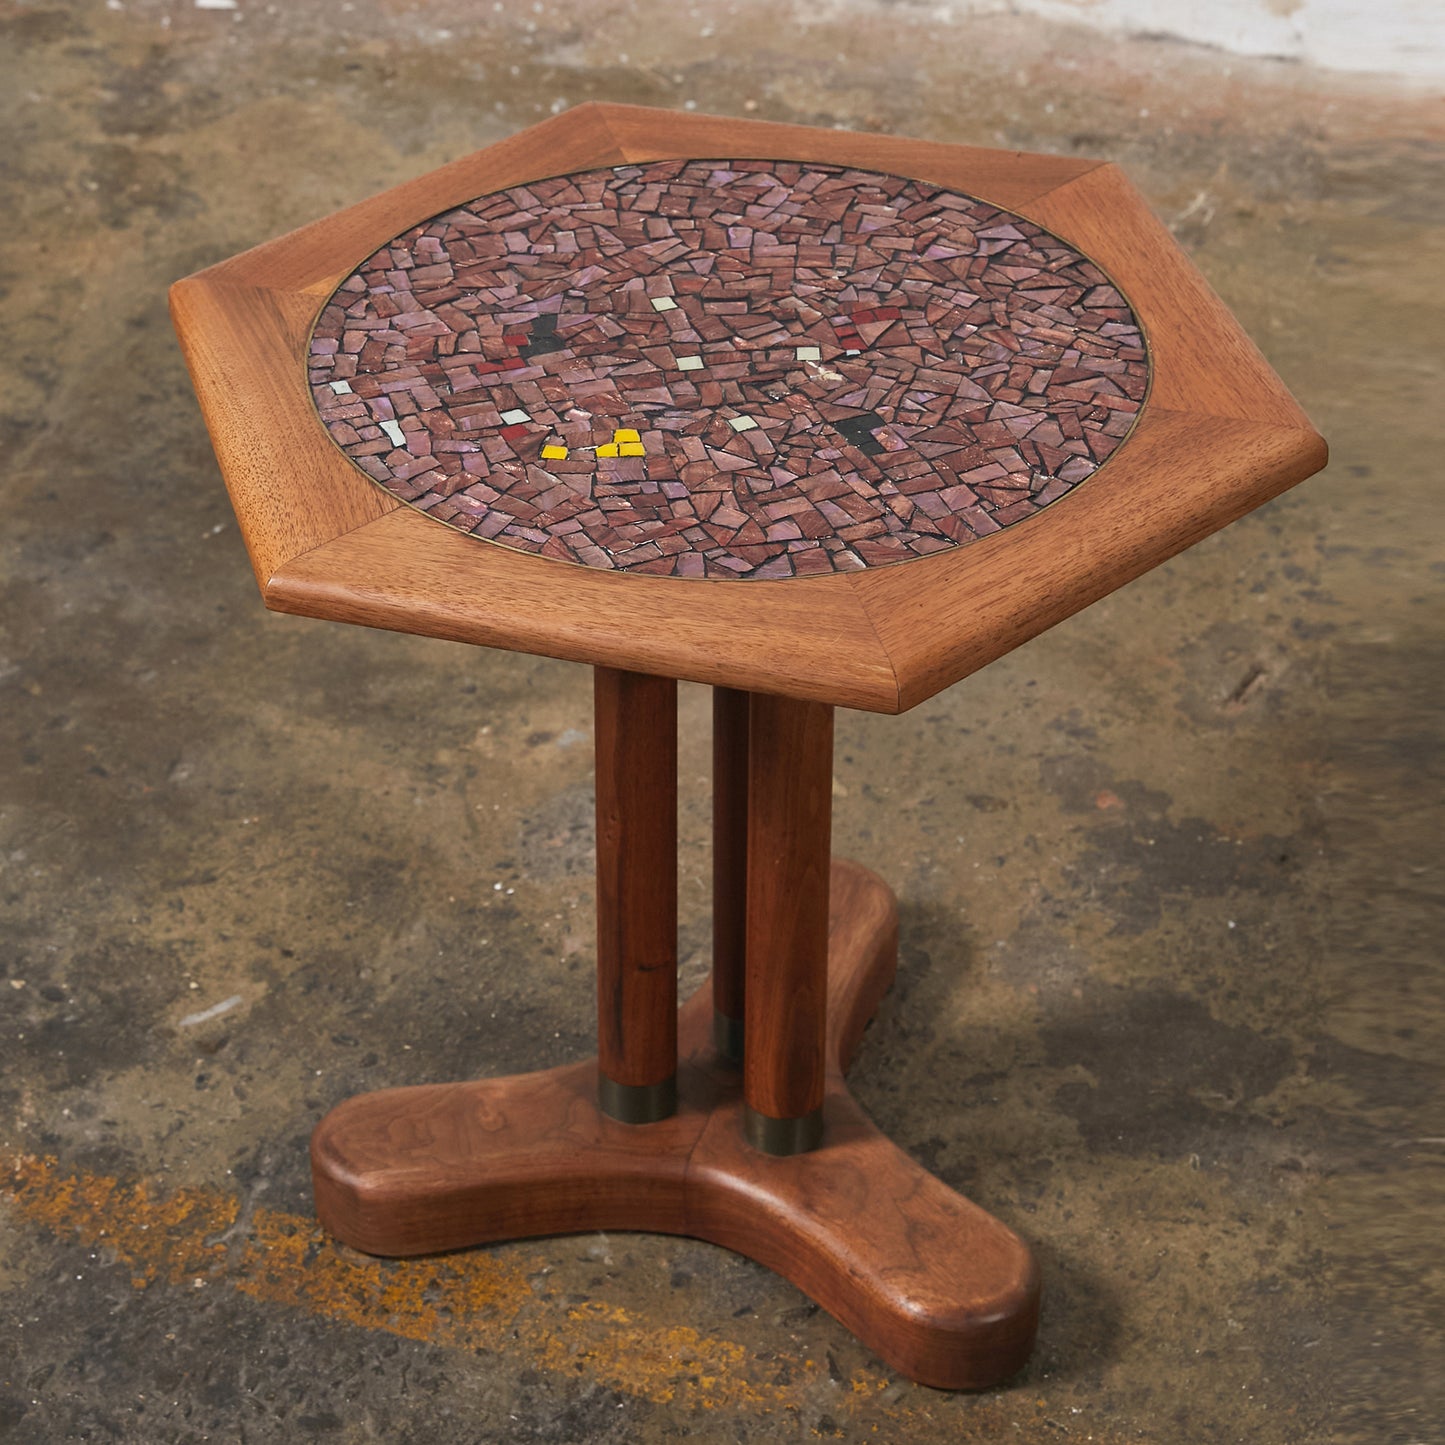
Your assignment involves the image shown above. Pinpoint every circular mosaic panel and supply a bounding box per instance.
[308,159,1149,580]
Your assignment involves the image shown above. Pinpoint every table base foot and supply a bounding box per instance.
[311,858,1039,1389]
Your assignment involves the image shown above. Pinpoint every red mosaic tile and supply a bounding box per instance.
[309,160,1149,580]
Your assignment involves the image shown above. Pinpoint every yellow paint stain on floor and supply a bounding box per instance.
[1,1153,902,1418]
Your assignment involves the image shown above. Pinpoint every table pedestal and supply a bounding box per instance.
[311,676,1039,1389]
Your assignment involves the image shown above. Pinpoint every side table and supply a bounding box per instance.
[171,103,1325,1389]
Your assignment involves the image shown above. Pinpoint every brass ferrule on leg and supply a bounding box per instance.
[744,1104,824,1156]
[598,1072,677,1125]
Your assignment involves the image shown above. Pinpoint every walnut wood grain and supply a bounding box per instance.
[711,687,750,1049]
[311,858,1038,1389]
[744,694,834,1129]
[168,280,397,589]
[263,506,903,712]
[172,102,1327,716]
[594,669,678,1103]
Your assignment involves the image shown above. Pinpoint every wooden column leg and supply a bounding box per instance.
[743,693,833,1155]
[594,667,677,1124]
[711,687,750,1064]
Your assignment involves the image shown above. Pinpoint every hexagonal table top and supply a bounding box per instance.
[172,103,1324,713]
[307,159,1148,581]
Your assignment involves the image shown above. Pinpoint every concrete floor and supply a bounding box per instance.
[1,2,1440,1440]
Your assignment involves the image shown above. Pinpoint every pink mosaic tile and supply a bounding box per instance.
[308,160,1149,580]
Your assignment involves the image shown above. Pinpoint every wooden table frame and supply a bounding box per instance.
[171,103,1326,1390]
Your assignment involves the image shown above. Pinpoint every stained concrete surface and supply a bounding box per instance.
[0,2,1441,1440]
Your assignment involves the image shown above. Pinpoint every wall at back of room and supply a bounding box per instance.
[925,0,1442,80]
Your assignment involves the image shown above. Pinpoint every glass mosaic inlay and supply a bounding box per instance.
[308,160,1150,580]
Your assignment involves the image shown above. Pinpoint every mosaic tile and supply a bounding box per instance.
[309,159,1149,580]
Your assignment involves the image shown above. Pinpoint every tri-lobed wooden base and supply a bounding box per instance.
[312,859,1040,1390]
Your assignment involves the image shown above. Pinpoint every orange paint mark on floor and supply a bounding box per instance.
[1,1153,1153,1439]
[0,1153,891,1415]
[5,1152,237,1291]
